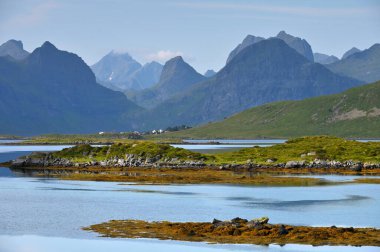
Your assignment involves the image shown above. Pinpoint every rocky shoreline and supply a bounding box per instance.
[83,217,380,246]
[10,151,380,172]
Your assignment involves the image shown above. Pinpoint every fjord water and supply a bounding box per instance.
[0,146,379,252]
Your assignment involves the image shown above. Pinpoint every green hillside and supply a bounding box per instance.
[165,81,380,139]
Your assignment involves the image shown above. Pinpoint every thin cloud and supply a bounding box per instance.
[174,2,375,17]
[146,50,184,62]
[3,1,60,28]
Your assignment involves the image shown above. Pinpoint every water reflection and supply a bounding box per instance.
[0,235,378,252]
[241,195,371,210]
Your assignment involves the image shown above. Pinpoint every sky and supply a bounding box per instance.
[0,0,379,73]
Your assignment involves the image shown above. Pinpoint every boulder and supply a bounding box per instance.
[231,217,248,224]
[285,161,299,168]
[247,221,264,230]
[278,224,288,235]
[251,216,269,224]
[350,162,363,172]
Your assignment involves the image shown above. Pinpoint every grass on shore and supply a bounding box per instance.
[52,142,210,163]
[46,136,380,165]
[213,136,380,164]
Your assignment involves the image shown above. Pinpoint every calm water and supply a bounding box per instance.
[0,146,379,252]
[0,139,24,144]
[183,139,287,144]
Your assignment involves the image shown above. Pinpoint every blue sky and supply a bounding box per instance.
[1,0,379,73]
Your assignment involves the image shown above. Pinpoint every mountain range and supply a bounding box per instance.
[226,31,314,64]
[326,44,380,83]
[91,51,163,91]
[127,56,206,109]
[0,31,378,136]
[166,81,380,139]
[0,41,141,135]
[138,38,361,129]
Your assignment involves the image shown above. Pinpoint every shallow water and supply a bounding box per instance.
[183,139,287,144]
[0,139,24,144]
[0,145,73,153]
[0,147,379,252]
[1,235,379,252]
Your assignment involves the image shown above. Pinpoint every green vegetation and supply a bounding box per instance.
[162,81,380,139]
[39,136,380,165]
[53,142,209,162]
[12,136,380,184]
[213,136,380,164]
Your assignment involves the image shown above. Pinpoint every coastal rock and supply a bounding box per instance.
[233,229,241,236]
[350,162,363,172]
[278,225,289,235]
[251,217,269,224]
[231,217,248,224]
[285,161,300,168]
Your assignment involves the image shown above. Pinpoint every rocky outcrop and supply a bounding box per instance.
[11,151,379,174]
[11,152,206,169]
[218,159,380,171]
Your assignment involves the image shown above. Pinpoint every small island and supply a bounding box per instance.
[83,217,380,246]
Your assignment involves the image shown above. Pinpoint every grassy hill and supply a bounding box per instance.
[164,81,380,139]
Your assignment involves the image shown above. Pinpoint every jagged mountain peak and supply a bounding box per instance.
[226,34,264,63]
[128,56,205,109]
[165,55,185,65]
[159,56,200,84]
[3,39,24,49]
[0,39,29,60]
[275,31,314,61]
[342,47,361,59]
[41,41,57,50]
